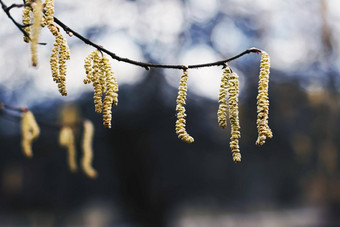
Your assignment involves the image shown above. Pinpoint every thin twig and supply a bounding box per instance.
[1,0,262,70]
[53,17,261,70]
[0,102,85,129]
[0,1,31,39]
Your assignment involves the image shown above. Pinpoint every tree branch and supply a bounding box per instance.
[0,0,262,71]
[0,102,84,129]
[0,0,31,38]
[54,17,261,70]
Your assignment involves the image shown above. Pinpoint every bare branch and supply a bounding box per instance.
[0,0,262,70]
[0,0,31,39]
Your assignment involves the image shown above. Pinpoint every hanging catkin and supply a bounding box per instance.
[175,69,194,143]
[81,120,98,178]
[84,50,119,128]
[217,65,232,128]
[227,72,241,162]
[256,51,272,146]
[21,111,40,158]
[59,126,77,172]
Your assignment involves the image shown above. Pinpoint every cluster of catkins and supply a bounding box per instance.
[217,65,241,162]
[175,51,272,162]
[22,0,71,96]
[20,110,97,178]
[59,120,97,178]
[20,1,271,163]
[84,50,119,128]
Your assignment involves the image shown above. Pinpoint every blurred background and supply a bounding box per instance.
[1,0,340,226]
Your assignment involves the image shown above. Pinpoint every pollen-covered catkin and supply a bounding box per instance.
[81,120,98,178]
[31,0,43,67]
[256,51,273,146]
[227,72,241,162]
[45,0,70,96]
[175,69,194,143]
[102,56,119,128]
[50,39,60,82]
[217,66,232,128]
[22,0,31,43]
[84,51,97,84]
[45,0,58,36]
[84,51,119,127]
[59,126,77,172]
[21,111,40,158]
[49,34,70,96]
[57,35,70,96]
[92,51,103,113]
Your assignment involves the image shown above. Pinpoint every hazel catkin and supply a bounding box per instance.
[102,57,118,128]
[30,0,43,67]
[175,69,194,143]
[22,0,31,43]
[256,51,272,146]
[81,120,98,178]
[227,72,241,162]
[59,126,77,172]
[84,50,119,128]
[21,111,40,158]
[217,65,232,128]
[45,0,70,96]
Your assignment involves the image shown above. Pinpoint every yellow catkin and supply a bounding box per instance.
[57,35,70,96]
[227,72,241,162]
[45,0,58,36]
[31,0,43,66]
[45,0,70,96]
[102,56,119,128]
[48,33,70,96]
[81,120,98,178]
[92,51,103,113]
[256,51,273,146]
[59,126,77,172]
[99,58,106,94]
[175,69,194,143]
[217,66,232,128]
[50,38,60,82]
[21,111,40,158]
[84,51,97,84]
[22,0,31,43]
[84,51,119,127]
